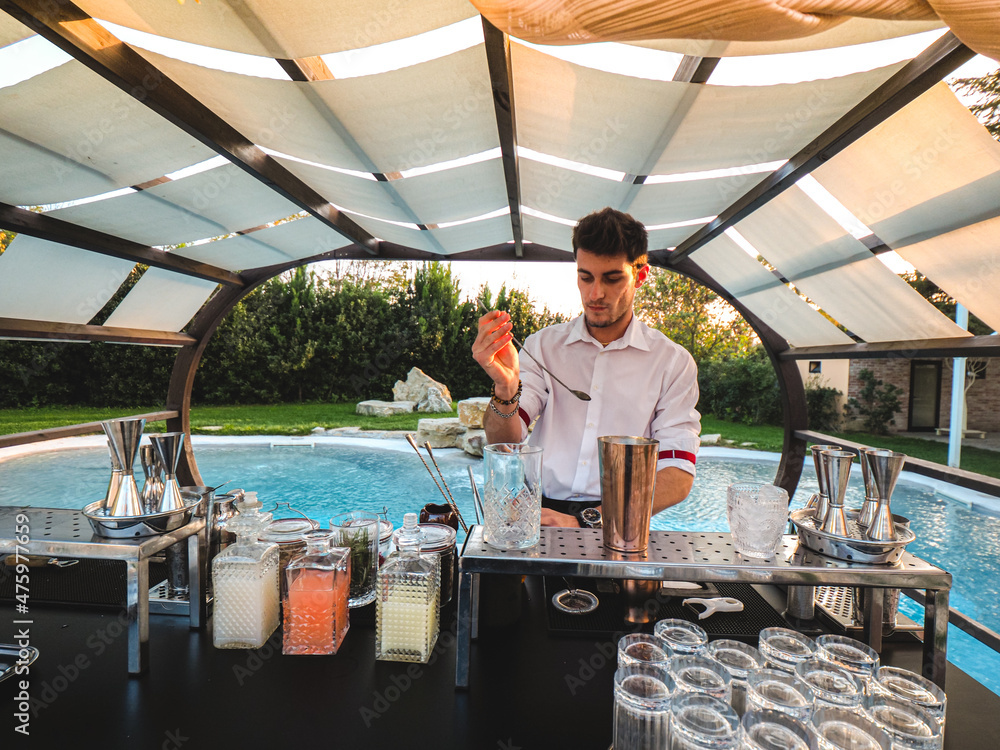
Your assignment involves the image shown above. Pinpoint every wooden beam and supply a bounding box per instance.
[796,430,1000,498]
[1,0,379,254]
[0,317,196,345]
[0,410,178,450]
[662,32,974,266]
[0,202,243,287]
[779,335,1000,361]
[482,18,524,257]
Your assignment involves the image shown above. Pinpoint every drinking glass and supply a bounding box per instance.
[482,444,542,550]
[654,618,708,656]
[795,658,863,712]
[810,707,891,750]
[726,482,789,559]
[329,511,380,607]
[866,696,943,750]
[759,628,817,673]
[619,633,674,671]
[614,663,675,750]
[746,669,816,722]
[669,692,741,750]
[670,655,733,703]
[873,666,946,735]
[741,708,814,750]
[705,639,764,716]
[815,635,879,694]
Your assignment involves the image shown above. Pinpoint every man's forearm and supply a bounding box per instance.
[651,466,694,515]
[483,405,524,444]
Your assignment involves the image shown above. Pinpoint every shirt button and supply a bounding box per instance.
[587,422,594,428]
[582,461,588,466]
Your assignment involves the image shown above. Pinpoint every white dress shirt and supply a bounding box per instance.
[515,314,701,504]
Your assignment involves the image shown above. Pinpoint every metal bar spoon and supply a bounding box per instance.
[477,301,591,401]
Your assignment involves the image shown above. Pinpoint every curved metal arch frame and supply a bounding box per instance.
[168,250,809,501]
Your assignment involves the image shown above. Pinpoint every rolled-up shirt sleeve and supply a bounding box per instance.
[650,349,701,477]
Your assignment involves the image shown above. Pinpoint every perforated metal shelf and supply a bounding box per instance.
[459,527,950,590]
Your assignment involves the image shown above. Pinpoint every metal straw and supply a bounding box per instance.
[404,434,468,533]
[467,466,483,526]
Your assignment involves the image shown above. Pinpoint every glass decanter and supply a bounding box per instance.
[282,531,351,656]
[212,496,280,649]
[375,513,440,663]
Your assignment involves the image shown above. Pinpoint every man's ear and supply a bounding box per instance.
[634,264,649,288]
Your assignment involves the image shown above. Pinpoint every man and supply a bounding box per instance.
[472,207,701,528]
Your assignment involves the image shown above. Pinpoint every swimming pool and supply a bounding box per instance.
[2,437,999,695]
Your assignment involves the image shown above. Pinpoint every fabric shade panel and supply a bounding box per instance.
[519,161,631,222]
[47,164,302,247]
[226,217,352,261]
[0,133,121,207]
[649,62,906,174]
[624,174,759,227]
[429,215,513,254]
[347,217,438,253]
[0,61,216,203]
[885,216,1000,334]
[522,214,574,252]
[511,43,691,175]
[689,234,854,347]
[390,159,509,226]
[75,0,476,58]
[103,267,217,332]
[626,19,945,57]
[0,234,135,323]
[0,13,34,49]
[170,234,294,273]
[813,83,1000,250]
[734,186,968,342]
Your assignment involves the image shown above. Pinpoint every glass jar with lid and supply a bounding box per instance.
[258,503,319,598]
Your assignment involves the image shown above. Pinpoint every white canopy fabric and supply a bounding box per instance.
[103,267,218,332]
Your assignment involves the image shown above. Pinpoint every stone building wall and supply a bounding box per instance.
[847,359,999,433]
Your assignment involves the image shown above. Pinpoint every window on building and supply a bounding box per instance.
[808,361,822,374]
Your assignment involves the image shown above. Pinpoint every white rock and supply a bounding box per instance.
[393,367,452,405]
[458,397,490,428]
[458,428,487,457]
[416,418,466,448]
[310,426,326,434]
[356,400,416,417]
[700,433,721,446]
[418,386,453,413]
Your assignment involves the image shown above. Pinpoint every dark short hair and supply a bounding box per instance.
[572,207,648,267]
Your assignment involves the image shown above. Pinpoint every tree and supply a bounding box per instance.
[955,70,1000,140]
[634,268,756,363]
[0,229,13,255]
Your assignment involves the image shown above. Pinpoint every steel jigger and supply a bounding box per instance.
[807,444,841,522]
[857,447,881,528]
[819,450,854,537]
[139,444,164,513]
[149,432,187,513]
[102,418,147,517]
[863,449,905,542]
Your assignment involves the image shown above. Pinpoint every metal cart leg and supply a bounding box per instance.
[456,570,474,689]
[126,559,150,675]
[923,588,949,689]
[862,587,885,653]
[471,572,480,640]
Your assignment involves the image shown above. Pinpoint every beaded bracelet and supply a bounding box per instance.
[489,399,519,419]
[490,380,522,406]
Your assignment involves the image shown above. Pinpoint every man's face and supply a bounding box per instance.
[576,249,648,330]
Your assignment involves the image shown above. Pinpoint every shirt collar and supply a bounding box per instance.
[565,313,651,352]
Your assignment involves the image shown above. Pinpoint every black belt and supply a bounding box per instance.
[542,496,600,517]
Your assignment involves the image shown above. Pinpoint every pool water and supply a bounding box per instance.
[2,440,999,695]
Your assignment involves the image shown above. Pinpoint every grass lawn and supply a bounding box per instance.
[3,404,998,480]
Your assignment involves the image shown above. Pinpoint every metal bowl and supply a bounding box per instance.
[790,508,916,565]
[83,498,200,539]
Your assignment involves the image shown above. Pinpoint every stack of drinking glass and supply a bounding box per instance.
[613,622,945,749]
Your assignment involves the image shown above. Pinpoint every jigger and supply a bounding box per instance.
[104,440,124,513]
[819,450,854,537]
[857,448,880,528]
[149,432,186,513]
[863,449,905,542]
[139,444,164,513]
[808,444,841,522]
[102,418,146,517]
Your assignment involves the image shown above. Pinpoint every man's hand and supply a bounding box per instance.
[541,508,579,527]
[472,310,519,397]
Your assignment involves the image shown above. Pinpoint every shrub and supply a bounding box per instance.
[697,348,782,426]
[844,369,904,434]
[804,378,842,432]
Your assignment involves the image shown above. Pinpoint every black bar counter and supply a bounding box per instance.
[3,576,999,748]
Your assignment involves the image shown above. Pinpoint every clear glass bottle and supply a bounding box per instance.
[282,531,351,656]
[375,513,439,663]
[212,497,280,649]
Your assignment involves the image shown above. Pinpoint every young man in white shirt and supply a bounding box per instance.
[472,207,701,528]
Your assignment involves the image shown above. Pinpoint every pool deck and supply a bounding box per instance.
[2,577,998,747]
